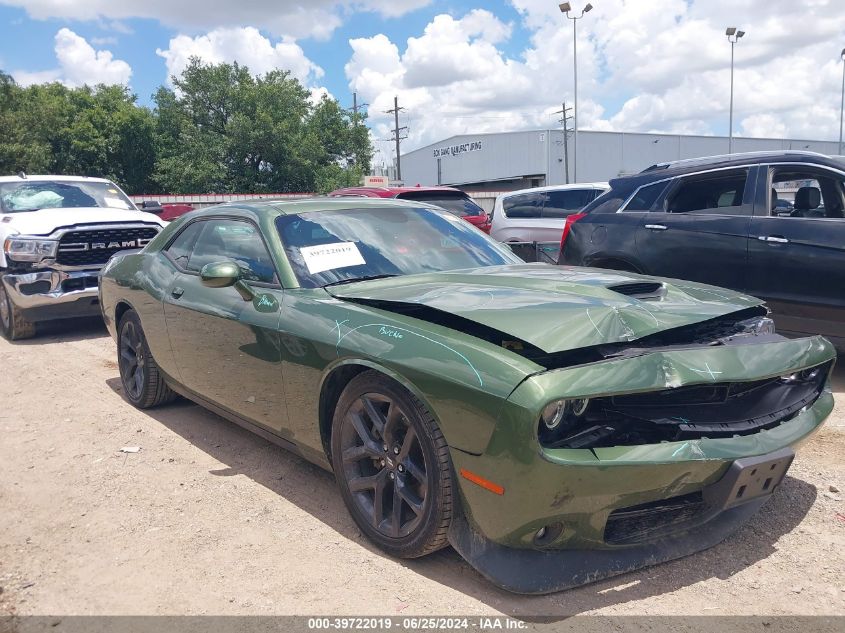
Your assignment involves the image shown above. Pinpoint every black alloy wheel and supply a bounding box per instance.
[331,371,452,558]
[119,317,146,401]
[117,310,176,409]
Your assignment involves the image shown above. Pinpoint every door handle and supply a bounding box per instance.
[644,224,668,231]
[757,235,790,244]
[171,286,185,299]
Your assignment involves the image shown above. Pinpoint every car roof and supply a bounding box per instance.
[184,196,441,220]
[612,151,843,190]
[498,182,609,198]
[0,174,114,184]
[328,186,466,198]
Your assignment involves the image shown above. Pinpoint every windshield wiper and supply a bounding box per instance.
[323,274,399,288]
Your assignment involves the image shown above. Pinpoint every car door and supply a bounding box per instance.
[746,163,845,344]
[161,217,290,434]
[635,167,753,289]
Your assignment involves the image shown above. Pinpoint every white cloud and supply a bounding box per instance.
[157,27,324,87]
[12,28,131,87]
[345,0,845,156]
[0,0,432,40]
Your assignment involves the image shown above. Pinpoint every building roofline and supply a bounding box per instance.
[401,129,842,158]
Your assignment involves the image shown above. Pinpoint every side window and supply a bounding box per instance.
[666,169,748,214]
[770,168,845,219]
[165,221,204,269]
[187,219,278,284]
[623,181,669,212]
[503,193,542,218]
[541,189,599,218]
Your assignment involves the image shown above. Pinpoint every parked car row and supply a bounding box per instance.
[2,154,839,594]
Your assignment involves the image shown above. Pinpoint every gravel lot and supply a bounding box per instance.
[1,317,843,619]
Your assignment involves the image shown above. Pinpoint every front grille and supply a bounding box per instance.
[542,361,832,449]
[604,492,706,545]
[56,226,159,266]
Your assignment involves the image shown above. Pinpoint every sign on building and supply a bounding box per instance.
[433,141,483,159]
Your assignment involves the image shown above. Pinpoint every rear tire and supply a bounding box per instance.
[331,371,452,559]
[0,278,36,341]
[117,309,176,408]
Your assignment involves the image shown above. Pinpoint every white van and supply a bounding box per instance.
[490,183,609,243]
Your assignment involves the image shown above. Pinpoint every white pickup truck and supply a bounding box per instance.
[0,174,166,340]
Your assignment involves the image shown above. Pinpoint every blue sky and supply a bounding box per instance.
[1,0,844,159]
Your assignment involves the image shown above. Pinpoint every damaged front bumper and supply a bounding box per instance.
[1,269,102,321]
[447,335,835,594]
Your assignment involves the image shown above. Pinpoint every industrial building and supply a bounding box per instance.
[399,129,843,191]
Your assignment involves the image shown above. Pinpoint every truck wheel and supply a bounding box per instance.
[117,309,176,408]
[0,279,36,341]
[331,371,453,559]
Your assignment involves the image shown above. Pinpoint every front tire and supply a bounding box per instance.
[117,309,176,409]
[331,371,452,558]
[0,278,36,341]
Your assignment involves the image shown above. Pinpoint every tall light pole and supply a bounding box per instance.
[726,27,745,154]
[839,48,845,156]
[559,2,593,183]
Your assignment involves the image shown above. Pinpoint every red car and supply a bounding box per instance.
[137,201,194,222]
[328,186,491,233]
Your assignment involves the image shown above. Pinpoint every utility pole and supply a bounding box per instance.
[385,96,408,182]
[351,92,368,124]
[553,102,573,184]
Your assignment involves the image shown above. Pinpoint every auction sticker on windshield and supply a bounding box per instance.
[300,242,365,274]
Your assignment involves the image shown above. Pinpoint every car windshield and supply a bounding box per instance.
[276,207,521,288]
[0,180,135,213]
[395,192,486,217]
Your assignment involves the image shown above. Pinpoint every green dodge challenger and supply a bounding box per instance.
[99,198,836,594]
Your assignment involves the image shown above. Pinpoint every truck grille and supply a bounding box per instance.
[56,226,160,267]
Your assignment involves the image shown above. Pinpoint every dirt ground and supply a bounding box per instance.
[1,317,843,619]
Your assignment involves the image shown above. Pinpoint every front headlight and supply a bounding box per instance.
[3,237,59,262]
[540,398,590,431]
[738,315,776,335]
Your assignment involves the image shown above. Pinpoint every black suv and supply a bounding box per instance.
[558,151,845,350]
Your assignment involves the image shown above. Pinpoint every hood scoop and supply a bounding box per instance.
[606,282,665,300]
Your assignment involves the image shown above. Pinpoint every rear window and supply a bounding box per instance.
[542,189,603,218]
[503,193,542,218]
[503,189,603,219]
[622,181,669,212]
[666,169,748,214]
[395,191,485,217]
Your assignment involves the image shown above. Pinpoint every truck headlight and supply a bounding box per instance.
[3,237,59,262]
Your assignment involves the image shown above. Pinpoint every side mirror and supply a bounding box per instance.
[140,201,164,214]
[200,260,256,301]
[200,261,240,288]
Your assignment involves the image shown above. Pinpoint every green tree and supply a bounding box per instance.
[153,58,373,193]
[0,77,157,193]
[0,60,375,194]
